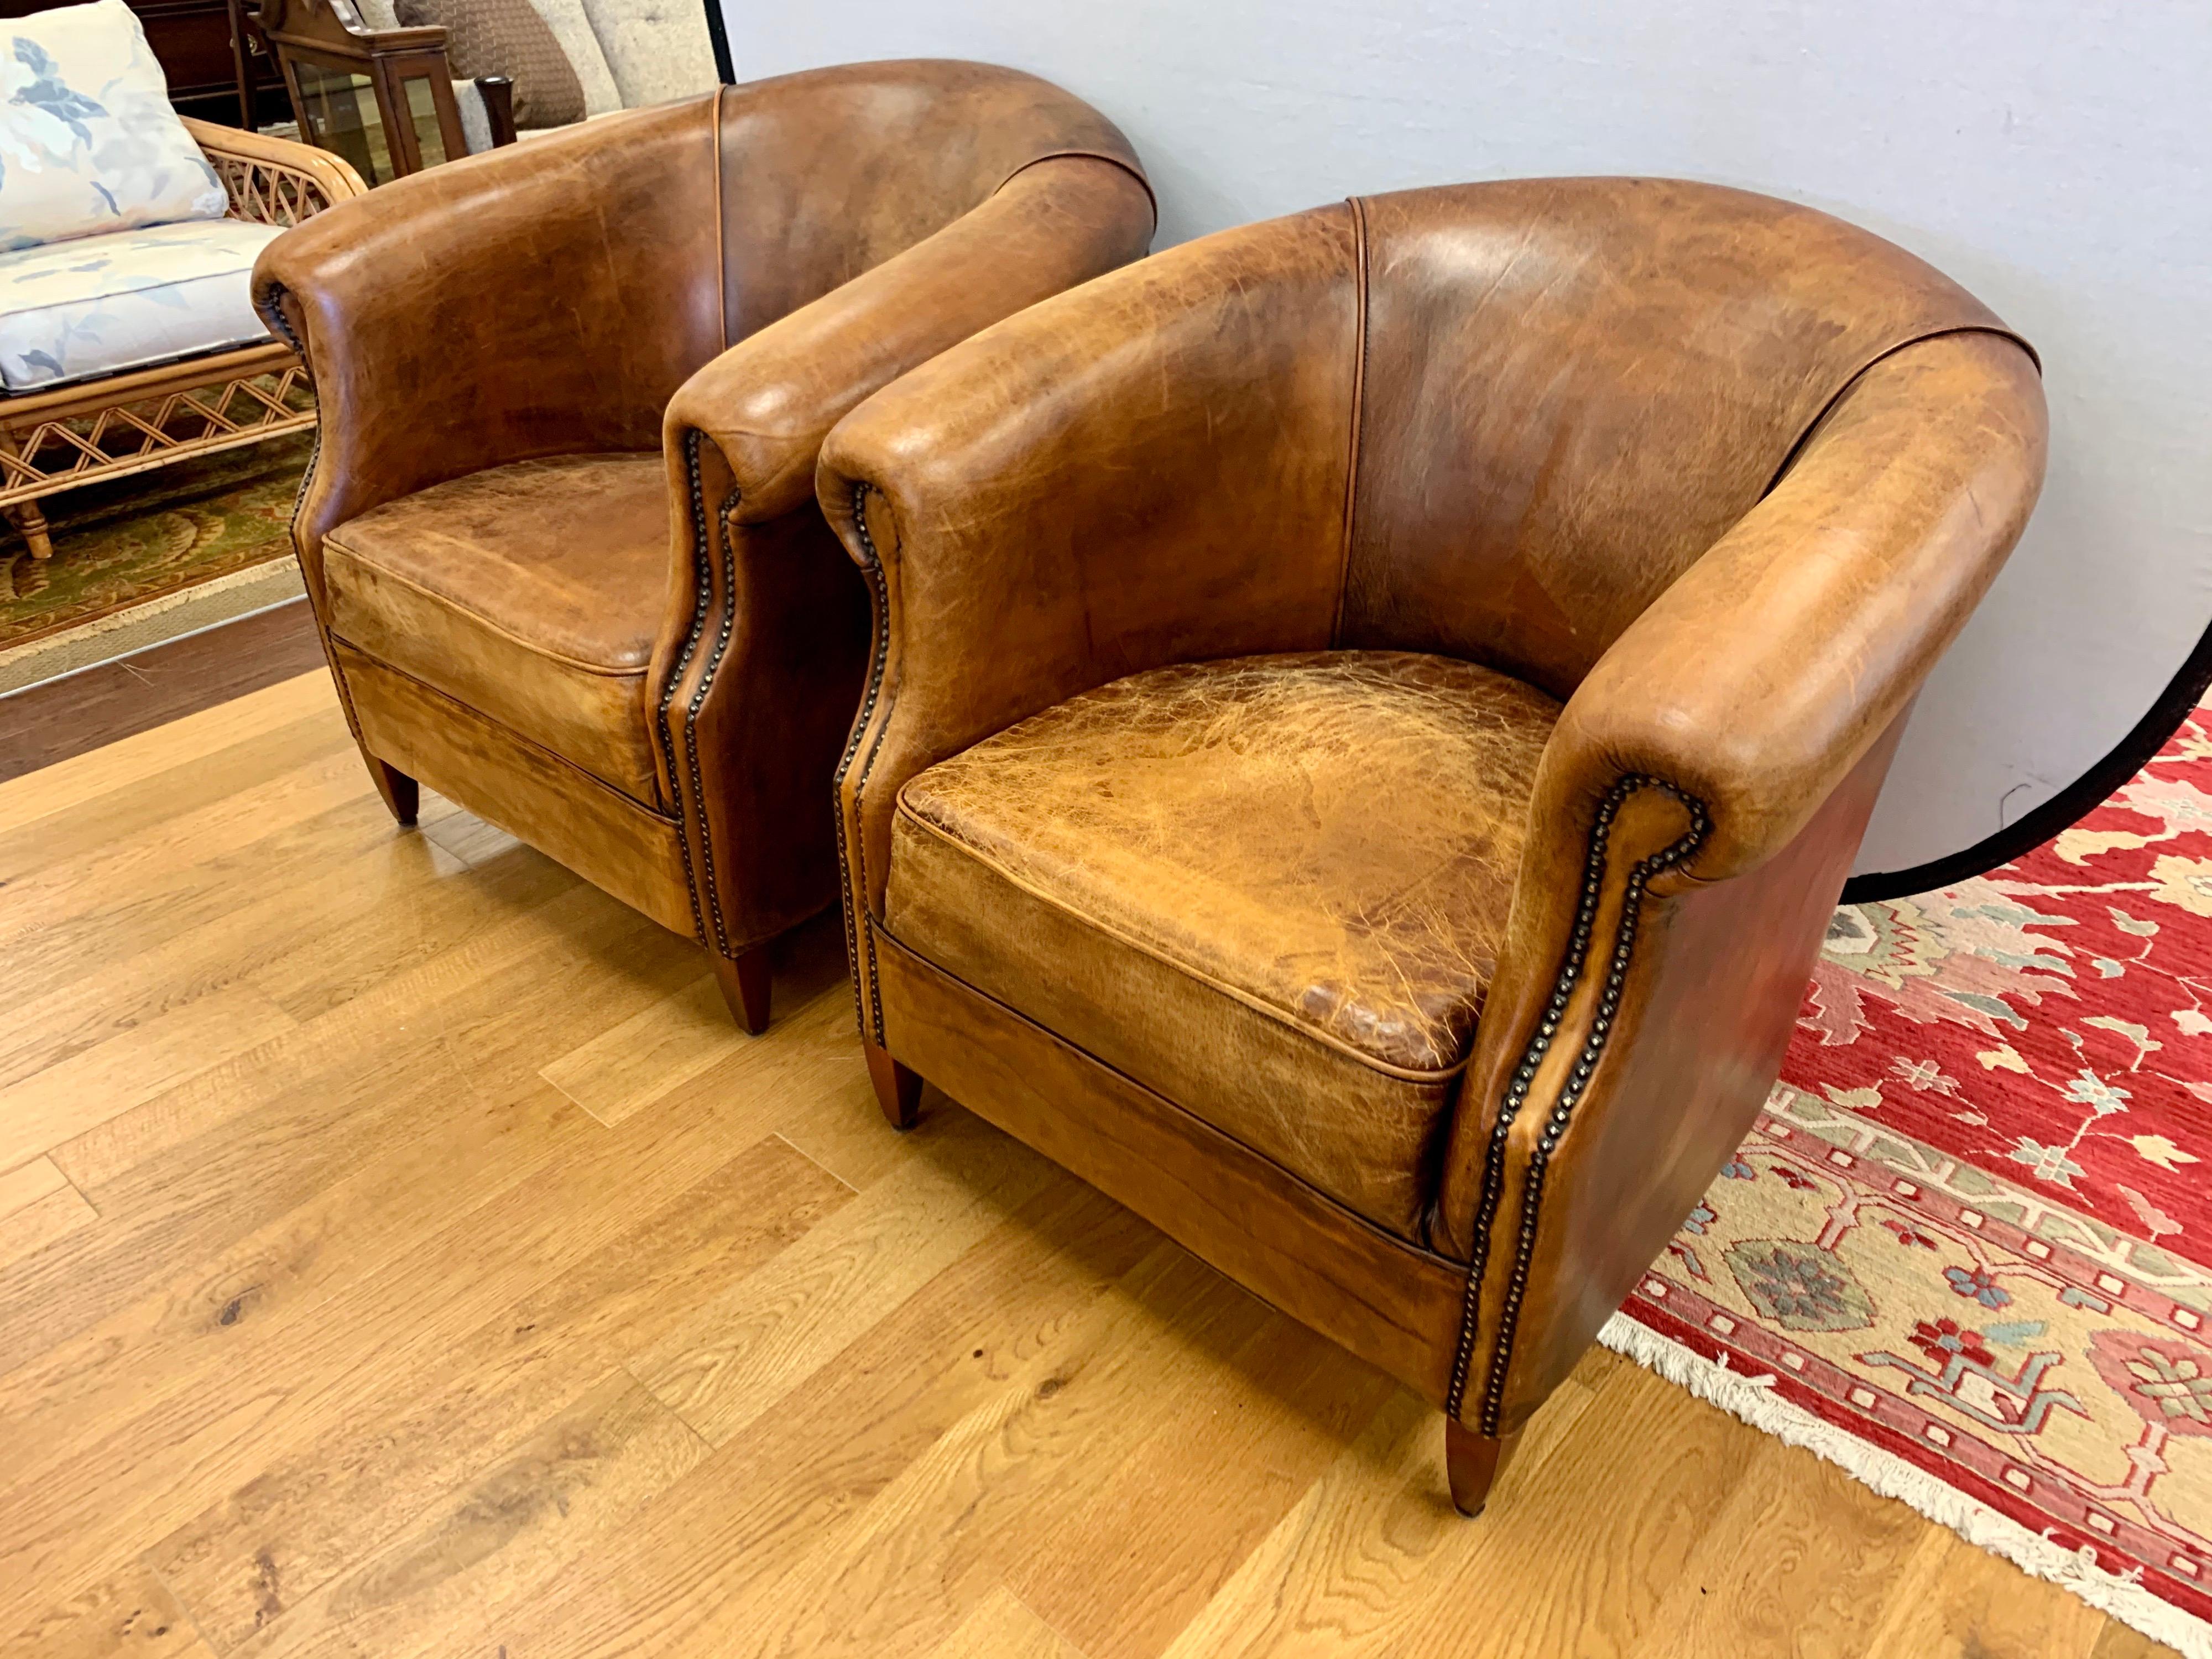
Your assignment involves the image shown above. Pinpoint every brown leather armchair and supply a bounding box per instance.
[817,180,2047,1513]
[252,61,1154,1029]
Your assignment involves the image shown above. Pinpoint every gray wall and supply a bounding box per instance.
[733,0,2212,877]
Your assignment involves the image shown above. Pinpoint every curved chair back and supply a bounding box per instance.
[1339,179,2028,697]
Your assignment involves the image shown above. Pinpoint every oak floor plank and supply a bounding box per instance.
[925,1586,1092,1658]
[229,1370,709,1659]
[0,791,488,1094]
[0,984,297,1173]
[0,1177,97,1265]
[0,709,352,908]
[244,821,578,1027]
[482,1178,1162,1659]
[44,881,628,1193]
[698,1248,1285,1659]
[0,1079,601,1627]
[1152,1387,1449,1659]
[541,971,755,1126]
[0,1152,66,1216]
[2096,1615,2188,1658]
[632,1107,1064,1447]
[1392,1360,1768,1658]
[0,670,333,838]
[1000,1305,1397,1659]
[0,1558,204,1658]
[1637,1429,1960,1659]
[0,741,373,962]
[148,1134,853,1651]
[1860,1521,2109,1658]
[0,969,877,1632]
[0,677,2184,1659]
[1154,1352,1657,1659]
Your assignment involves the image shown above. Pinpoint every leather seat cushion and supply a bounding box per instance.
[885,650,1561,1239]
[321,452,670,805]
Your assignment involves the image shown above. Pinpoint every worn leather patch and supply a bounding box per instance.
[895,651,1561,1076]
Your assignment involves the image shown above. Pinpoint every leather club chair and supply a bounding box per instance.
[817,179,2047,1514]
[252,61,1154,1030]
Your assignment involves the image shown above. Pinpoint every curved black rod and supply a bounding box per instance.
[1843,615,2212,904]
[702,0,734,85]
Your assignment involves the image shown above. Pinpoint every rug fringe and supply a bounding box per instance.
[1599,1311,2211,1658]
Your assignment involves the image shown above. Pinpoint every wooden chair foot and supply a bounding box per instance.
[1445,1418,1518,1518]
[864,1040,921,1130]
[712,943,772,1035]
[3,497,53,559]
[368,757,417,826]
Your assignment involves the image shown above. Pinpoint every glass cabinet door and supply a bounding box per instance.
[289,57,387,181]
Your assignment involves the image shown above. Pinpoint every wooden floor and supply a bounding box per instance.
[0,669,2177,1659]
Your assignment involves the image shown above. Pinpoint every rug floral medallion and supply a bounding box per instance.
[1621,701,2212,1644]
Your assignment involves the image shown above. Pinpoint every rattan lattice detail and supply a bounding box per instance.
[0,369,314,504]
[209,149,348,228]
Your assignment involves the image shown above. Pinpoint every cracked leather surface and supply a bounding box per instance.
[886,651,1561,1235]
[897,650,1559,1074]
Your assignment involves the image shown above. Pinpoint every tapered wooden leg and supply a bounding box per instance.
[368,757,417,826]
[864,1040,921,1130]
[1445,1418,1518,1519]
[712,943,772,1035]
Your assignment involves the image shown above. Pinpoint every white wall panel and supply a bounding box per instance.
[734,0,2212,875]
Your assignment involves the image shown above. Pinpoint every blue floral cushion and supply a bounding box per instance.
[0,217,281,390]
[0,0,226,252]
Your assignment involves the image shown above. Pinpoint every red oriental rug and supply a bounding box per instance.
[1608,700,2212,1657]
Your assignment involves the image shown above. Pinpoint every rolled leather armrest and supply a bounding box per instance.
[252,97,726,589]
[668,154,1154,526]
[816,204,1364,919]
[1534,328,2048,891]
[1430,330,2047,1432]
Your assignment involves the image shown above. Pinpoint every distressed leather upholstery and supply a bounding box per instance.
[321,453,670,805]
[890,652,1559,1235]
[253,61,1153,1024]
[820,178,2049,1508]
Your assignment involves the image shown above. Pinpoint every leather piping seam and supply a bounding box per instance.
[1444,774,1710,1431]
[1330,195,1369,650]
[875,924,1468,1277]
[320,542,656,679]
[893,797,1476,1084]
[679,481,744,957]
[835,478,895,1042]
[653,428,716,948]
[993,148,1157,226]
[1762,324,2042,499]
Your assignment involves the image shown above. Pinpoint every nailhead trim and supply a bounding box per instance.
[680,481,744,957]
[833,479,894,1043]
[1444,775,1710,1433]
[256,285,321,535]
[654,428,718,953]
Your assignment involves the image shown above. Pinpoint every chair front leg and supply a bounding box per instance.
[1445,1420,1519,1517]
[864,1041,922,1130]
[712,943,772,1034]
[368,757,418,826]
